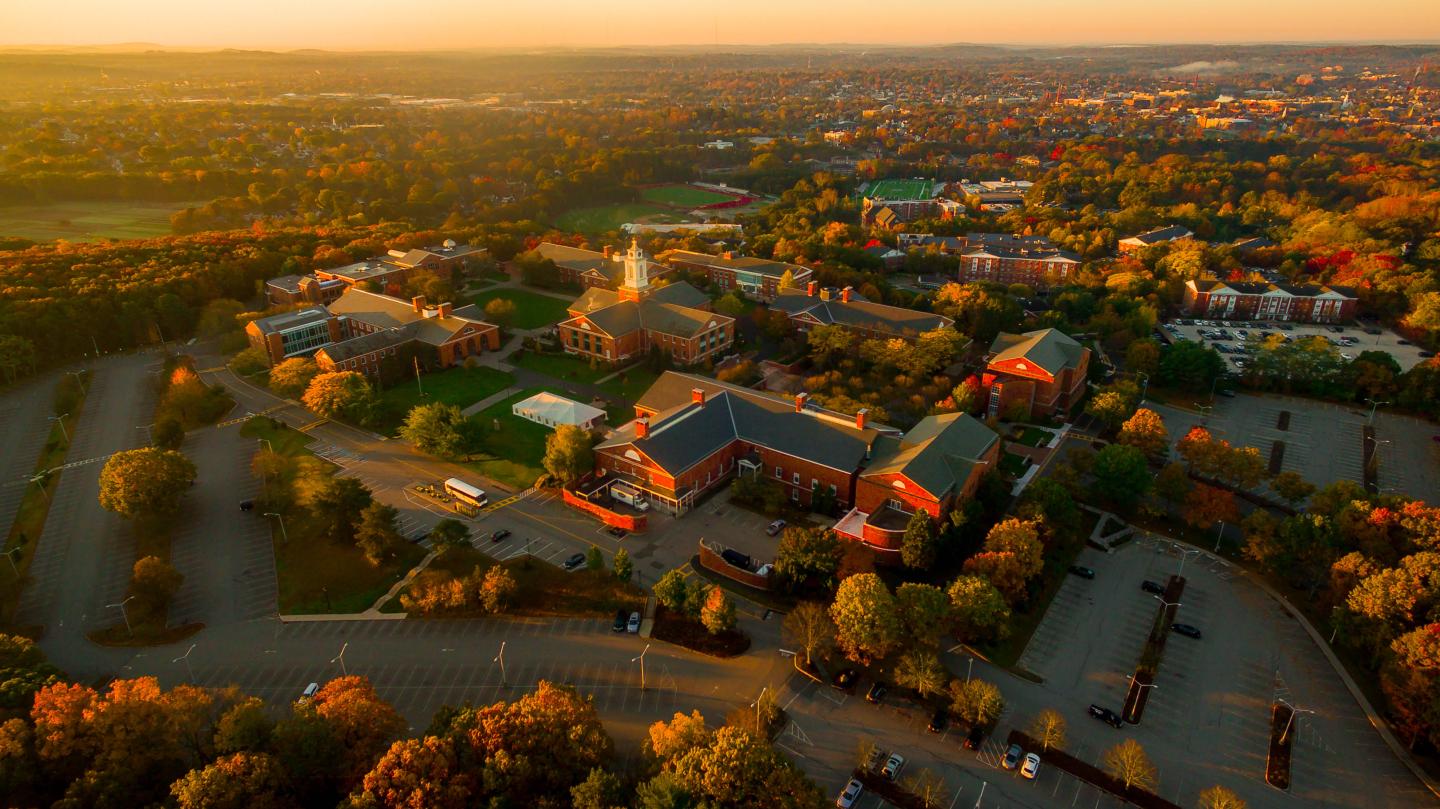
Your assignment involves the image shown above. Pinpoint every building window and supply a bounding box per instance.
[792,473,800,486]
[775,465,783,479]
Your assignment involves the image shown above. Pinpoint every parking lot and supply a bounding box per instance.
[1000,536,1433,808]
[1161,318,1432,372]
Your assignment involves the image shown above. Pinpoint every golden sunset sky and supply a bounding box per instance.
[5,0,1437,49]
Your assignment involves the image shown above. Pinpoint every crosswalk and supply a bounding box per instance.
[217,404,289,429]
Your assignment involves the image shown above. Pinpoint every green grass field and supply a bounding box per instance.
[553,203,677,233]
[470,288,573,330]
[866,179,933,201]
[372,366,515,435]
[0,200,202,242]
[464,387,559,490]
[512,350,613,384]
[640,184,737,207]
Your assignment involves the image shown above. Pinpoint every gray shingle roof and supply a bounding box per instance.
[317,329,410,362]
[862,413,999,499]
[248,307,332,335]
[988,328,1085,376]
[326,289,494,347]
[771,291,954,336]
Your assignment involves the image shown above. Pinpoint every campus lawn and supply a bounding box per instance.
[999,451,1031,477]
[553,203,675,233]
[470,287,572,330]
[0,200,201,242]
[639,184,736,207]
[239,416,315,457]
[597,365,661,402]
[463,387,555,490]
[1012,427,1052,447]
[371,366,515,435]
[512,350,613,384]
[275,520,427,614]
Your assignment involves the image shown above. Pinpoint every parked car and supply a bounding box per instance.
[300,682,319,701]
[1068,565,1096,579]
[627,612,641,634]
[832,668,858,692]
[1218,388,1237,398]
[927,709,948,733]
[964,725,986,749]
[865,683,887,704]
[1021,753,1041,780]
[563,553,586,571]
[1171,623,1203,639]
[863,746,885,773]
[881,753,906,781]
[489,529,511,543]
[606,526,627,538]
[836,779,864,809]
[612,609,627,633]
[1141,580,1165,595]
[238,499,254,511]
[1002,744,1023,770]
[766,519,787,536]
[1089,704,1124,728]
[1421,351,1436,358]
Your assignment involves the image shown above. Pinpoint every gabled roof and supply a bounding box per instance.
[316,329,410,362]
[326,289,495,347]
[565,281,721,339]
[599,372,880,475]
[534,243,616,276]
[1121,225,1194,245]
[658,250,808,280]
[988,328,1086,376]
[863,413,999,499]
[1187,277,1357,301]
[771,291,954,336]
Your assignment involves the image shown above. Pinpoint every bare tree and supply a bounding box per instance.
[782,601,835,666]
[1103,739,1158,791]
[1196,784,1247,809]
[902,767,949,809]
[1029,709,1067,752]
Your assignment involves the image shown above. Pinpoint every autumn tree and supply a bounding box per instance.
[1184,484,1240,531]
[947,575,1012,643]
[171,752,297,809]
[952,376,983,414]
[131,555,184,616]
[948,678,1004,728]
[1271,471,1316,507]
[1103,738,1158,791]
[355,502,404,566]
[483,298,517,329]
[349,737,471,809]
[1029,709,1067,752]
[306,676,406,792]
[1153,461,1194,511]
[782,601,835,667]
[542,425,594,486]
[1090,444,1151,510]
[0,634,62,711]
[479,567,518,614]
[1118,408,1168,458]
[98,447,197,519]
[1125,339,1161,377]
[268,357,319,398]
[400,403,470,458]
[901,509,940,569]
[896,582,951,649]
[570,767,627,809]
[773,527,843,590]
[700,586,736,635]
[299,476,373,544]
[1086,389,1135,432]
[301,371,375,423]
[612,547,632,582]
[963,519,1044,603]
[427,518,470,553]
[663,724,823,809]
[830,573,903,663]
[1380,623,1440,748]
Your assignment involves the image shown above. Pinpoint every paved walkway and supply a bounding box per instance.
[461,385,523,417]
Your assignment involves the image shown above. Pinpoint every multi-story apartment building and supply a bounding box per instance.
[769,283,955,341]
[982,329,1091,420]
[958,241,1080,287]
[1182,278,1357,323]
[556,242,734,366]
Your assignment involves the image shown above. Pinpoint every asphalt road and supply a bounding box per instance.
[0,371,60,543]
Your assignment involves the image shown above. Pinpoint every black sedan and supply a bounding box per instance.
[612,609,627,632]
[1171,623,1203,639]
[1068,565,1096,579]
[1089,704,1124,728]
[832,668,859,692]
[1141,580,1165,595]
[489,529,512,543]
[927,709,948,733]
[562,553,586,571]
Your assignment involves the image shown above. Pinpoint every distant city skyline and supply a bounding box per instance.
[4,0,1438,50]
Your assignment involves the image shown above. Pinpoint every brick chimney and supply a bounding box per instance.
[411,295,426,313]
[819,287,832,301]
[806,281,818,297]
[436,302,452,318]
[603,245,613,259]
[722,251,734,260]
[794,392,809,413]
[841,286,853,303]
[635,418,650,439]
[691,388,706,405]
[856,408,868,430]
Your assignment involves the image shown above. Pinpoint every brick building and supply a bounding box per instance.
[532,242,678,290]
[264,241,485,306]
[832,413,1000,559]
[983,329,1091,420]
[770,283,955,341]
[556,242,734,366]
[958,242,1080,287]
[244,307,345,366]
[1182,278,1357,323]
[657,249,812,300]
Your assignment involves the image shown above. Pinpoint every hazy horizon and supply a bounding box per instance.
[6,0,1439,51]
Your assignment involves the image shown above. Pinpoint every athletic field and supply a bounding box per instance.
[553,203,678,233]
[866,178,934,201]
[0,200,198,242]
[639,184,738,207]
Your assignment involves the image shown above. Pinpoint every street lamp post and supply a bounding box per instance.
[3,547,20,578]
[752,686,768,732]
[1213,520,1226,553]
[173,644,197,684]
[494,641,507,686]
[1136,372,1149,403]
[966,656,974,683]
[49,414,69,443]
[1278,699,1315,744]
[107,596,136,636]
[331,642,349,676]
[1365,399,1390,426]
[973,780,986,809]
[1153,595,1182,610]
[265,513,289,544]
[66,370,87,394]
[632,643,651,691]
[1175,547,1202,578]
[1127,674,1160,693]
[1193,403,1213,424]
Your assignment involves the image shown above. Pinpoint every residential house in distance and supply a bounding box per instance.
[1182,278,1357,323]
[770,283,955,341]
[983,328,1091,419]
[658,249,812,300]
[1118,225,1195,253]
[244,307,343,366]
[532,242,680,290]
[557,241,735,366]
[831,413,1001,558]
